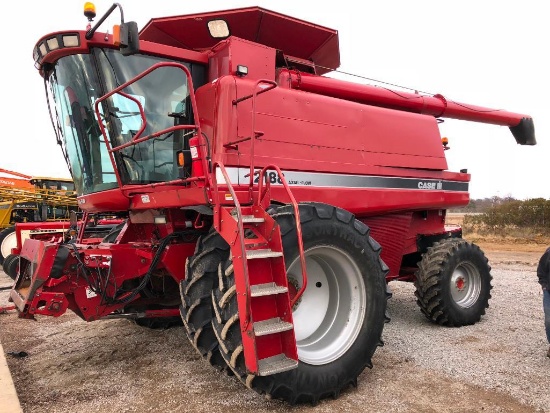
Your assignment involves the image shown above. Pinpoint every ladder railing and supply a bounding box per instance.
[211,161,299,375]
[231,79,277,201]
[256,165,308,307]
[209,80,309,375]
[226,77,310,307]
[211,160,253,327]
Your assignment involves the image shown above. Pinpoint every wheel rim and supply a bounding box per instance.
[287,245,366,365]
[450,261,481,308]
[1,231,16,259]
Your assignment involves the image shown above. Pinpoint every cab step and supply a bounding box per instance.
[258,354,299,376]
[254,317,293,336]
[246,249,283,259]
[250,282,288,297]
[240,215,265,224]
[217,204,298,375]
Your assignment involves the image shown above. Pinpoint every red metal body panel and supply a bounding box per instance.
[35,32,208,78]
[77,181,209,212]
[402,210,451,255]
[363,213,413,278]
[202,76,450,172]
[10,239,61,316]
[229,77,448,171]
[128,187,209,210]
[209,37,276,81]
[10,239,194,320]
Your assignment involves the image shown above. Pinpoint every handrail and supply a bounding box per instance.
[232,80,307,308]
[248,80,277,196]
[215,79,307,312]
[256,165,308,308]
[94,62,205,191]
[110,124,197,152]
[232,81,278,105]
[211,160,252,326]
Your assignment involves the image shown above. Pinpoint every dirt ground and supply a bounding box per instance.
[0,236,548,413]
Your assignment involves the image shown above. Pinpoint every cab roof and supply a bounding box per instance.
[139,6,340,75]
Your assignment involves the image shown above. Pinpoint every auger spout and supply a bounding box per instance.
[280,69,536,145]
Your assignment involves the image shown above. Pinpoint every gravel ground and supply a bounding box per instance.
[0,249,548,412]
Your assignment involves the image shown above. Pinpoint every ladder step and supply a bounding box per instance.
[246,249,283,259]
[258,354,299,376]
[238,215,265,224]
[254,317,293,336]
[250,282,288,297]
[244,238,268,248]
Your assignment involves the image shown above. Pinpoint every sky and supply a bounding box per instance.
[2,0,547,200]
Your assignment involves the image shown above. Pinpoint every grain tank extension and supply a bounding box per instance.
[9,3,535,404]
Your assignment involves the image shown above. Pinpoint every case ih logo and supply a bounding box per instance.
[418,181,443,190]
[0,179,15,186]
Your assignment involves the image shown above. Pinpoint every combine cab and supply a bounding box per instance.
[9,2,535,404]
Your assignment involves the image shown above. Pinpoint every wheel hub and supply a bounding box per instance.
[450,262,481,308]
[287,245,366,365]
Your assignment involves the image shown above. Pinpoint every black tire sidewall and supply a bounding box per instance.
[259,204,387,396]
[180,229,231,371]
[3,254,18,278]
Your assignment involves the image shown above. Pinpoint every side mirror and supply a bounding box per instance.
[118,21,140,56]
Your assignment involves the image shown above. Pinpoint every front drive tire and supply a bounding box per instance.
[212,202,389,404]
[414,238,492,327]
[179,229,231,373]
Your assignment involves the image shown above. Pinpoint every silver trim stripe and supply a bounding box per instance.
[216,167,469,192]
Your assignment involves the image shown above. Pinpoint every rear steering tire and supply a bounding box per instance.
[414,238,492,326]
[212,202,389,404]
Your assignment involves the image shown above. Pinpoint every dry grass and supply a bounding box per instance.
[447,212,550,253]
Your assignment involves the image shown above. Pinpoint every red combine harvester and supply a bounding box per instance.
[10,2,535,403]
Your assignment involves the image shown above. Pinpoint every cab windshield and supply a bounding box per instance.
[45,48,206,195]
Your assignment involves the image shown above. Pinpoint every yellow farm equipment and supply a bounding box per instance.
[0,182,77,227]
[0,169,78,264]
